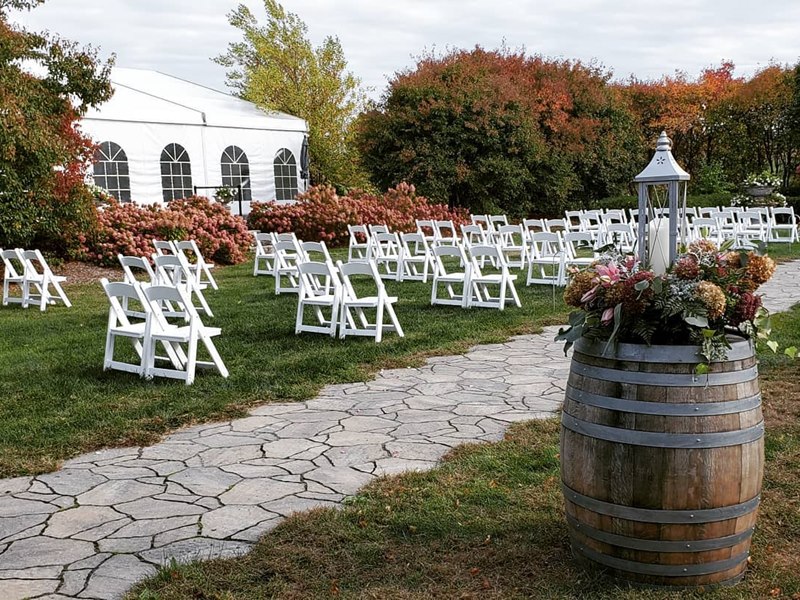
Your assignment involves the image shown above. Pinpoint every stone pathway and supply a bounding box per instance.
[1,259,798,600]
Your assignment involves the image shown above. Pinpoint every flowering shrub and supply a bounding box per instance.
[247,182,470,246]
[556,240,788,366]
[78,196,251,266]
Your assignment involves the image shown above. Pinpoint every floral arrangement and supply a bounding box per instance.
[556,240,791,368]
[742,170,781,188]
[731,191,787,208]
[247,182,470,246]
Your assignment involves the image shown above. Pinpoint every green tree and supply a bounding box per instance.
[357,47,643,217]
[0,0,113,253]
[215,0,369,193]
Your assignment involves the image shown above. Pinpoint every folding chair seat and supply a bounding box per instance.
[20,249,71,311]
[467,245,521,310]
[142,285,228,385]
[769,207,798,243]
[176,240,218,290]
[273,240,302,295]
[336,260,404,343]
[1,248,25,306]
[367,232,403,281]
[434,220,459,247]
[347,225,371,261]
[253,232,276,276]
[495,224,527,269]
[431,244,471,308]
[153,254,214,317]
[295,261,342,337]
[399,232,432,282]
[527,232,566,286]
[152,240,178,257]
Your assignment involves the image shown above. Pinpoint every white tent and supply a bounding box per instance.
[80,68,309,215]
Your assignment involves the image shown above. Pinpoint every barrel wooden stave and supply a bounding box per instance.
[560,337,764,587]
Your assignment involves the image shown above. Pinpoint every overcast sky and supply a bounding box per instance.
[10,1,800,100]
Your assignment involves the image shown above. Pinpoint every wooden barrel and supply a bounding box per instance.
[560,336,764,587]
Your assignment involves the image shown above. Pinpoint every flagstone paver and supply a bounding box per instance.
[1,260,797,599]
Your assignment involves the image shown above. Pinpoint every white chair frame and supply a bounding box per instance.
[336,260,404,343]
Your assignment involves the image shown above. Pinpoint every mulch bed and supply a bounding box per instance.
[54,262,122,285]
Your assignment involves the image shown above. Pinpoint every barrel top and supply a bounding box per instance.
[573,336,754,364]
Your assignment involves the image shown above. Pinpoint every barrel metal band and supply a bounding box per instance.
[572,540,749,577]
[562,484,760,523]
[562,412,764,449]
[565,386,762,417]
[569,361,758,387]
[574,337,754,364]
[566,514,755,552]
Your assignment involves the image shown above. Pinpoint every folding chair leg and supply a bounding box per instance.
[386,303,404,338]
[200,333,229,378]
[375,300,384,343]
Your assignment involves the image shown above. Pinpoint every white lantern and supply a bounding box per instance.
[633,132,691,275]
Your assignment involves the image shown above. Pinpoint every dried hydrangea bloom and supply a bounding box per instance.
[696,281,726,320]
[733,292,763,326]
[688,239,718,254]
[746,253,776,285]
[563,270,596,307]
[673,255,700,279]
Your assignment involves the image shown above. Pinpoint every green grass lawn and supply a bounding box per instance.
[0,251,571,477]
[129,306,800,600]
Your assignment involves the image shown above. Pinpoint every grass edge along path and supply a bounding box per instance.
[0,255,570,477]
[129,308,800,600]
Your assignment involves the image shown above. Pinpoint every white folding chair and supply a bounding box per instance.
[153,254,214,317]
[434,220,459,247]
[691,217,722,245]
[253,233,276,276]
[399,232,432,282]
[295,261,342,337]
[336,260,404,343]
[300,240,333,264]
[495,224,527,269]
[466,245,521,310]
[736,211,767,248]
[142,285,228,385]
[489,215,509,231]
[578,211,602,240]
[273,240,302,295]
[431,244,471,308]
[347,225,371,261]
[176,240,218,291]
[460,224,488,249]
[20,249,71,311]
[152,240,178,257]
[527,232,566,286]
[604,223,636,253]
[471,215,492,233]
[769,207,798,243]
[367,232,403,281]
[522,218,546,243]
[1,248,25,306]
[564,211,583,233]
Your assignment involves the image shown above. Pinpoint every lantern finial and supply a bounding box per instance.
[655,131,672,152]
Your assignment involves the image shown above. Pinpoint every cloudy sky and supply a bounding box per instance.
[10,0,800,99]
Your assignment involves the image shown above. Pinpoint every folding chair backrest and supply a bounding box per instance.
[416,219,436,237]
[337,260,383,297]
[544,218,568,233]
[153,240,177,256]
[370,232,401,256]
[368,224,389,236]
[460,224,486,246]
[489,215,509,229]
[401,231,430,254]
[472,215,492,231]
[434,220,458,243]
[300,240,333,264]
[496,224,524,245]
[348,224,370,243]
[153,254,190,286]
[563,232,595,258]
[255,232,272,250]
[772,207,796,222]
[297,260,339,296]
[101,278,149,326]
[523,219,546,236]
[530,232,563,259]
[469,244,505,269]
[21,249,47,277]
[144,284,196,323]
[1,249,24,279]
[118,254,156,284]
[432,244,468,276]
[602,210,627,225]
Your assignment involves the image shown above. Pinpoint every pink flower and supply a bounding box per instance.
[581,285,599,303]
[595,263,620,286]
[601,307,615,325]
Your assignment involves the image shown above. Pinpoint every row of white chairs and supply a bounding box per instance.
[1,248,71,310]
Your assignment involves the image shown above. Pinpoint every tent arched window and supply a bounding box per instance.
[273,148,298,202]
[160,143,193,202]
[220,145,252,203]
[93,141,131,202]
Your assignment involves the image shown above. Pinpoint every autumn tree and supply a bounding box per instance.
[357,47,644,217]
[215,0,369,192]
[0,0,113,253]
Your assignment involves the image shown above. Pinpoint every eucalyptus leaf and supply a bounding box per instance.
[785,346,797,359]
[767,340,779,353]
[683,314,709,328]
[634,280,650,291]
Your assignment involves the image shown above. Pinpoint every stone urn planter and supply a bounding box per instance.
[745,186,775,197]
[560,335,764,588]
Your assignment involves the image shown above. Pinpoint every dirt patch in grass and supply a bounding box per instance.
[56,261,122,285]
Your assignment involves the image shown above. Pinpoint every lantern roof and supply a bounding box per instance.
[634,131,690,183]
